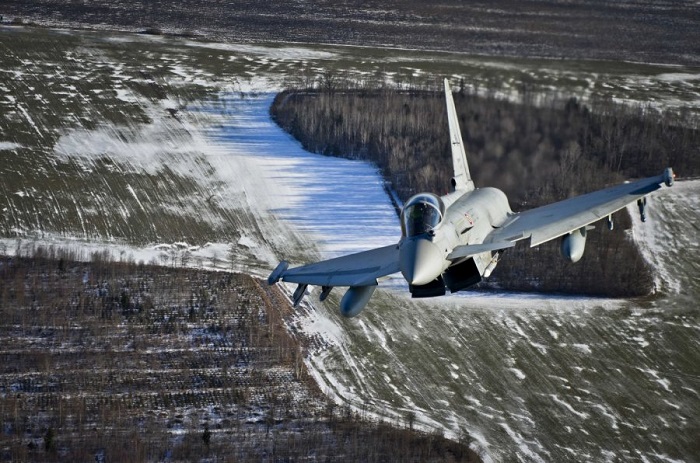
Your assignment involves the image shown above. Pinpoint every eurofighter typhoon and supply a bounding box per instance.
[269,79,674,317]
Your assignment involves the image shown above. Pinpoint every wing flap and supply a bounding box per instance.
[447,241,516,261]
[276,243,400,287]
[487,172,669,248]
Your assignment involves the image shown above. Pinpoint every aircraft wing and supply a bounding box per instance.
[269,243,400,287]
[486,169,674,248]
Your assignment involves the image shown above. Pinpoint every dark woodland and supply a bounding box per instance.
[271,81,700,296]
[0,248,479,462]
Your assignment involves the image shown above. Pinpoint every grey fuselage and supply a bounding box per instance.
[398,187,512,287]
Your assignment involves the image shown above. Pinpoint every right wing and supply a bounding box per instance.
[485,169,674,248]
[269,243,400,287]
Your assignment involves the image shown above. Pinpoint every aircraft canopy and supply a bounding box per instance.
[401,193,445,237]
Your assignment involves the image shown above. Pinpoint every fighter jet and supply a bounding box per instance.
[269,79,675,317]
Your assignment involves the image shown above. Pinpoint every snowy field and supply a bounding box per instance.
[1,26,699,462]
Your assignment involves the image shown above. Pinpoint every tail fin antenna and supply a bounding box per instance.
[444,78,475,192]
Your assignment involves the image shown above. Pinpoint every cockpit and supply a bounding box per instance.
[400,193,445,237]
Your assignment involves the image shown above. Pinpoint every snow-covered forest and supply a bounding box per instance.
[0,250,478,461]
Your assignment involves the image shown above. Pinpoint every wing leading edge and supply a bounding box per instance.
[269,243,400,287]
[486,168,674,248]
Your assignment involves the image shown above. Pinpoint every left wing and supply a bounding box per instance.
[485,168,674,248]
[269,243,400,287]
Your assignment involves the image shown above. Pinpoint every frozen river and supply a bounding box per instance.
[206,93,401,261]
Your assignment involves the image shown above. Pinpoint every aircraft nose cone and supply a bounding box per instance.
[400,238,444,286]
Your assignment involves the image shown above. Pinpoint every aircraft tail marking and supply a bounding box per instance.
[444,78,475,192]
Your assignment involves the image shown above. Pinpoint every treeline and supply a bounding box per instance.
[271,83,700,296]
[0,250,479,462]
[272,85,699,205]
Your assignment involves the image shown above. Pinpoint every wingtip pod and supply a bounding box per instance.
[268,261,288,285]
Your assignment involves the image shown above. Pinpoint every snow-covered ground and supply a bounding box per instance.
[628,179,700,302]
[1,92,399,278]
[203,94,400,260]
[2,27,699,462]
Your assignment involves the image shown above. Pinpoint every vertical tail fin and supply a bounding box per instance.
[444,79,475,192]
